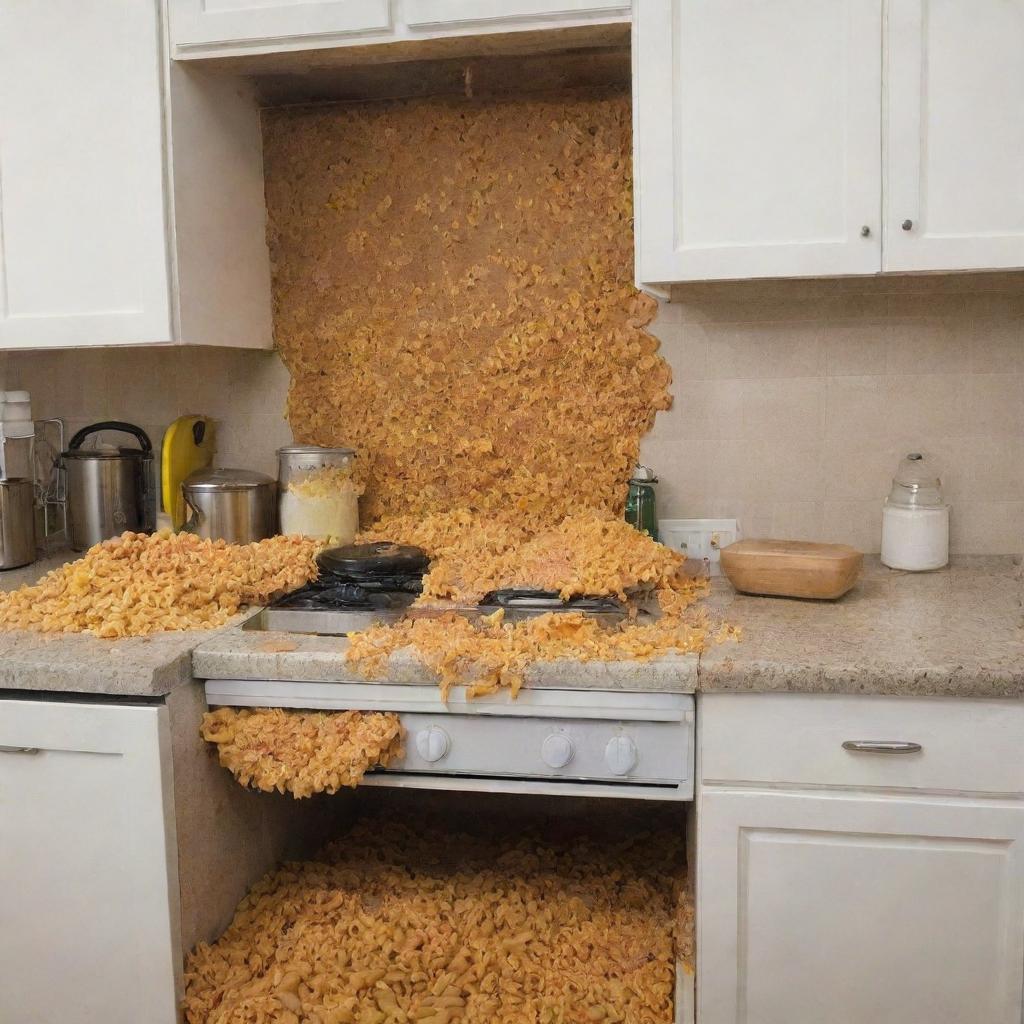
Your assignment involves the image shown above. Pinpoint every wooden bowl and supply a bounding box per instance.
[719,539,863,600]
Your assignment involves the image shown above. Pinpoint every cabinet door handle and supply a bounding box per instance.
[0,745,40,755]
[842,740,922,754]
[901,219,914,231]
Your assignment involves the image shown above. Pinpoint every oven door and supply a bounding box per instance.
[203,680,694,800]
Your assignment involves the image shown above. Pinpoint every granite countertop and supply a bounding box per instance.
[2,551,1022,700]
[192,627,700,693]
[699,556,1024,698]
[0,550,240,698]
[193,555,1024,699]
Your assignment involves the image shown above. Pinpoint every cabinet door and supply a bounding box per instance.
[634,0,882,283]
[405,1,629,29]
[0,1,172,348]
[0,699,179,1024]
[697,788,1024,1024]
[169,0,391,57]
[884,0,1024,272]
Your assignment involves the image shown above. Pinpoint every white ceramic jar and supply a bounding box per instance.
[880,453,949,571]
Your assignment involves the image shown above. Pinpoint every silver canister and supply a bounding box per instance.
[62,422,155,552]
[181,468,277,544]
[276,445,356,491]
[0,479,37,570]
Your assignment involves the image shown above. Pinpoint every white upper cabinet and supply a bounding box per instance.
[0,2,273,350]
[169,0,630,59]
[634,0,883,283]
[635,0,1024,283]
[884,0,1024,272]
[405,1,629,29]
[0,1,171,347]
[170,0,392,58]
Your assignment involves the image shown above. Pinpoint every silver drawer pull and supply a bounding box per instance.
[843,740,922,754]
[0,745,40,755]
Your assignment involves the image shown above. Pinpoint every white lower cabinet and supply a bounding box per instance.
[0,699,179,1024]
[697,694,1024,1024]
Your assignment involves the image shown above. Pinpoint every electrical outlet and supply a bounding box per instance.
[658,518,740,576]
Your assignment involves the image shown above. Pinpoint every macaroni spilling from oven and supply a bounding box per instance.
[201,707,404,798]
[184,820,690,1024]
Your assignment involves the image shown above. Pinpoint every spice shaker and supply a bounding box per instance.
[625,464,659,541]
[880,453,949,571]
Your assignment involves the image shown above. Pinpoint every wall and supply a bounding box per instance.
[6,269,1024,554]
[4,345,292,488]
[641,272,1024,555]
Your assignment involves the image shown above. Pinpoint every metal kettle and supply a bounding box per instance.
[62,422,156,551]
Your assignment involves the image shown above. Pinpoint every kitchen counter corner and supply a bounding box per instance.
[0,550,236,697]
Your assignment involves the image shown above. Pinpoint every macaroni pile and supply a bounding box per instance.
[201,708,403,798]
[350,509,732,697]
[184,820,687,1024]
[347,604,718,700]
[0,531,319,638]
[360,509,687,605]
[264,91,671,529]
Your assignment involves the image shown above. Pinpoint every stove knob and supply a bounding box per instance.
[415,726,450,763]
[541,733,575,769]
[605,735,637,776]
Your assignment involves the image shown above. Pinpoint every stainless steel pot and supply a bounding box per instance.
[63,422,155,552]
[0,479,36,570]
[181,468,277,544]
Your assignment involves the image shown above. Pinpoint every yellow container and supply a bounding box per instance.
[161,416,215,529]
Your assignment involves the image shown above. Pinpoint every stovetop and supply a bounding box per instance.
[246,584,628,636]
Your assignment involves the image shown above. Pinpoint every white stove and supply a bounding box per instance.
[204,678,695,801]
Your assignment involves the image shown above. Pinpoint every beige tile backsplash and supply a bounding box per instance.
[6,271,1024,554]
[640,272,1024,554]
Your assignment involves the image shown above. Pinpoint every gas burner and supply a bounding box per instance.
[272,582,419,612]
[482,589,627,615]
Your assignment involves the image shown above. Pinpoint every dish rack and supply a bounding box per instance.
[2,415,69,552]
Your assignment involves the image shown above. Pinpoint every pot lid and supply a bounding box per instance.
[183,467,276,491]
[63,445,151,461]
[278,445,356,457]
[317,541,429,577]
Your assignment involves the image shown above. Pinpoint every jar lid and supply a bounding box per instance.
[183,468,276,491]
[629,464,659,484]
[886,452,945,508]
[277,445,356,457]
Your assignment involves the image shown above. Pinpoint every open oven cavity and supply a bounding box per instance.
[184,786,695,1024]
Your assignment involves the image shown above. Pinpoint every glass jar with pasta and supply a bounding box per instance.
[277,446,362,544]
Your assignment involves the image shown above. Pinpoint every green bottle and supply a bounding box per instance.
[625,464,659,541]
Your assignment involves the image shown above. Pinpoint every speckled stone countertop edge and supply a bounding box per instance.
[2,554,1022,700]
